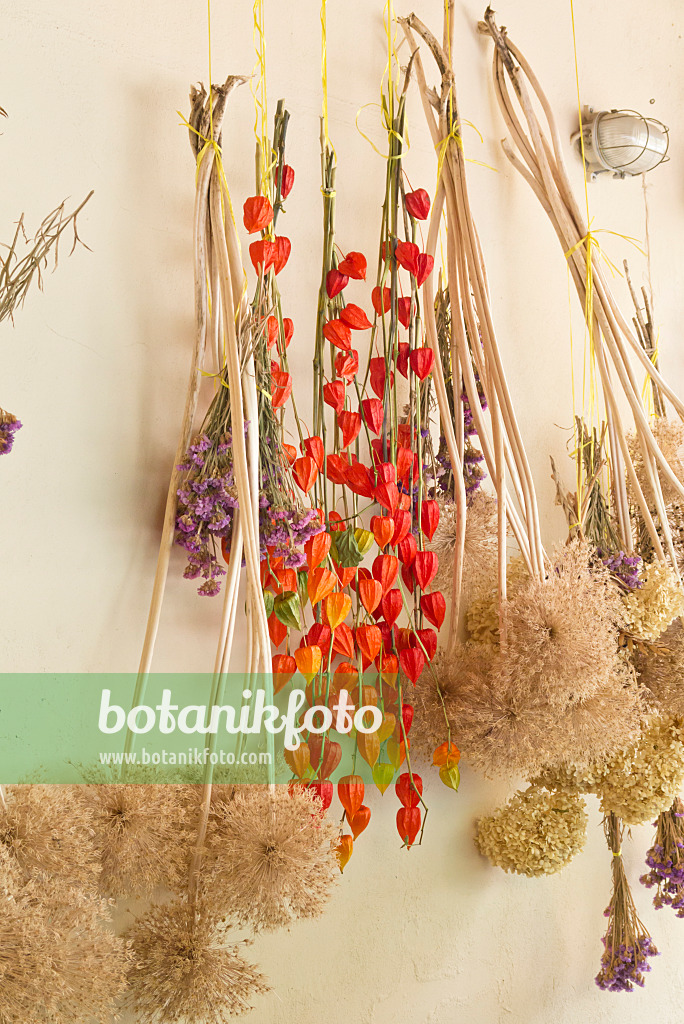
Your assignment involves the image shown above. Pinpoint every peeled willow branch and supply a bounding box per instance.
[482,10,684,574]
[401,9,545,610]
[126,76,248,765]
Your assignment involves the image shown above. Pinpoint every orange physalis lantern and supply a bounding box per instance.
[323,592,352,631]
[292,455,318,494]
[340,303,372,330]
[243,195,273,234]
[396,806,421,848]
[356,624,382,663]
[336,834,354,873]
[337,775,364,819]
[304,531,331,570]
[294,644,322,682]
[370,515,394,550]
[272,654,297,694]
[337,251,367,280]
[432,741,461,768]
[307,567,337,606]
[358,577,383,615]
[348,804,371,839]
[284,742,310,779]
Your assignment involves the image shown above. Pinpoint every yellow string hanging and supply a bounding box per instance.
[251,0,272,199]
[175,0,248,385]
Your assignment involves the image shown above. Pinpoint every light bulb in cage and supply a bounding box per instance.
[571,106,669,181]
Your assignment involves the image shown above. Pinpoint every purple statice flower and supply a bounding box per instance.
[641,807,684,917]
[597,549,643,590]
[595,935,658,992]
[260,502,324,567]
[0,412,22,456]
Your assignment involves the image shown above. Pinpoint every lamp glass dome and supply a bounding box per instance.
[594,110,669,175]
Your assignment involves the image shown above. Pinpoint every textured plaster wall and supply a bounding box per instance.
[2,1,684,1021]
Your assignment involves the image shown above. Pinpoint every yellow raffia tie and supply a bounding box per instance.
[251,0,273,199]
[176,0,247,386]
[642,334,660,417]
[354,0,409,159]
[320,0,336,160]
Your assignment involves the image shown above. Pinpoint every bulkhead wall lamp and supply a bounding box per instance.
[572,106,669,181]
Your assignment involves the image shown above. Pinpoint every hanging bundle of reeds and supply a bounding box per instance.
[481,9,684,574]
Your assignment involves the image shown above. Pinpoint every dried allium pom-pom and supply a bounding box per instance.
[126,899,269,1023]
[0,881,130,1023]
[203,785,339,932]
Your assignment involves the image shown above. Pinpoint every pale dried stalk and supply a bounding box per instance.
[127,77,247,766]
[484,13,684,573]
[402,14,543,587]
[423,182,467,649]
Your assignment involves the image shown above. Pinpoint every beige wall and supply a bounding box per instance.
[2,1,684,1020]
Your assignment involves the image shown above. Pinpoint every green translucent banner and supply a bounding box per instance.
[0,674,398,784]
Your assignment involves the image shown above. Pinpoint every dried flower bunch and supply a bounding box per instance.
[475,786,588,877]
[628,418,684,508]
[598,715,684,825]
[622,560,684,641]
[84,783,191,898]
[596,814,659,992]
[641,798,684,917]
[0,785,99,893]
[204,785,338,932]
[0,407,21,455]
[0,879,130,1024]
[126,899,269,1024]
[636,621,684,717]
[430,489,498,597]
[500,542,624,709]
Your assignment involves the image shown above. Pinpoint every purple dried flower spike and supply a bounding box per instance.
[641,801,684,917]
[0,411,22,456]
[595,936,658,992]
[597,549,642,590]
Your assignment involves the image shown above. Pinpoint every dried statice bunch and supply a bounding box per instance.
[598,549,643,591]
[0,785,99,892]
[126,898,269,1023]
[414,643,552,778]
[627,418,684,508]
[0,408,21,455]
[501,541,623,708]
[175,372,322,596]
[622,560,684,641]
[429,489,498,596]
[475,786,588,877]
[204,785,338,932]
[599,715,684,825]
[596,814,659,992]
[85,784,191,898]
[641,798,684,917]
[0,880,130,1023]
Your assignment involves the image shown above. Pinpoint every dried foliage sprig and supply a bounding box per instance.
[0,190,93,325]
[596,813,658,992]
